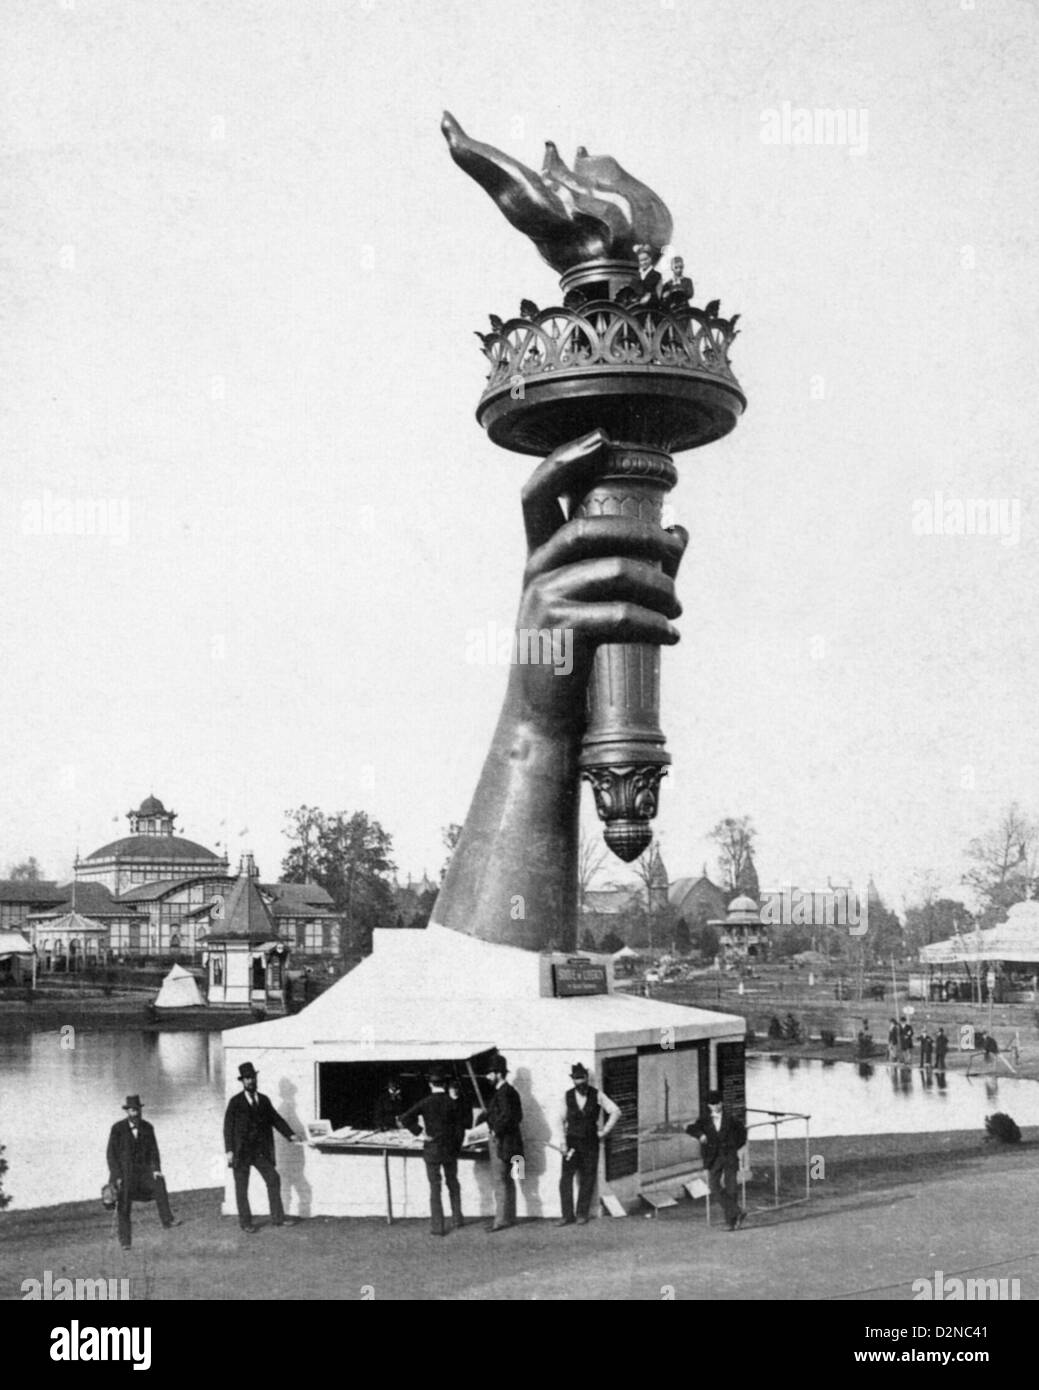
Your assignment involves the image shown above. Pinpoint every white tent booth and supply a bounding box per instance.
[221,923,746,1221]
[154,962,204,1010]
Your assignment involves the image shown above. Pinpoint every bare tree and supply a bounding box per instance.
[963,803,1036,923]
[709,815,758,892]
[577,831,608,914]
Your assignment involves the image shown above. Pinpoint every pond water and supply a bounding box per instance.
[746,1052,1039,1137]
[3,1033,1039,1210]
[0,1030,227,1210]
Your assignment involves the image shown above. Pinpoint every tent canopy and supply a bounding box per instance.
[155,962,204,1009]
[920,901,1039,966]
[0,930,33,959]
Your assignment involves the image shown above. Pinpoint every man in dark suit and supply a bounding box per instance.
[685,1089,748,1232]
[106,1094,180,1250]
[556,1063,621,1227]
[398,1068,465,1236]
[479,1053,523,1232]
[634,246,662,305]
[660,255,694,308]
[223,1060,302,1233]
[373,1078,404,1132]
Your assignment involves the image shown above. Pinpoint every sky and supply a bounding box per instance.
[1,0,1037,912]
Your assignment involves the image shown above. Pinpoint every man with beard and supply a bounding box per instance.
[106,1094,180,1250]
[556,1063,621,1227]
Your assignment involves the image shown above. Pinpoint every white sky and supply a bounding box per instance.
[1,0,1036,911]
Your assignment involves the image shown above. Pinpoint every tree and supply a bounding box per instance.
[280,806,325,883]
[6,857,44,882]
[709,816,758,893]
[0,1144,10,1210]
[600,929,626,955]
[903,897,974,955]
[674,917,692,955]
[963,803,1037,926]
[863,881,904,966]
[577,832,608,914]
[633,839,665,913]
[689,921,720,960]
[282,807,397,957]
[440,824,462,884]
[579,926,598,952]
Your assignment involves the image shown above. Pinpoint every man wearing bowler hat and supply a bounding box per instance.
[106,1094,180,1250]
[223,1061,303,1233]
[397,1067,465,1236]
[556,1063,621,1226]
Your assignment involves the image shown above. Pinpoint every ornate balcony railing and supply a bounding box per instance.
[476,299,741,399]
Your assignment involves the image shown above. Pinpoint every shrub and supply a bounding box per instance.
[0,1144,11,1210]
[782,1012,803,1042]
[767,1014,783,1039]
[984,1112,1021,1144]
[820,1029,836,1048]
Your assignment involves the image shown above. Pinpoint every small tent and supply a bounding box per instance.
[154,962,204,1010]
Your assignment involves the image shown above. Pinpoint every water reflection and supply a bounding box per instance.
[748,1055,1039,1137]
[0,1031,225,1210]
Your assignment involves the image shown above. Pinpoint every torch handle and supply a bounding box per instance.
[573,445,677,862]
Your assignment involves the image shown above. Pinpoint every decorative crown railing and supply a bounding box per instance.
[475,298,741,397]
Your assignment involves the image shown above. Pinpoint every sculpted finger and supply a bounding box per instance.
[554,601,680,648]
[661,524,690,581]
[521,430,611,551]
[525,516,686,584]
[539,557,682,620]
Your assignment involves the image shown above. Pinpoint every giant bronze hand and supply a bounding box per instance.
[443,115,745,883]
[441,112,672,272]
[435,432,688,953]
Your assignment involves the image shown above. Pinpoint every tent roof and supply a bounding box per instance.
[43,911,107,934]
[223,924,743,1058]
[0,929,33,957]
[920,901,1039,964]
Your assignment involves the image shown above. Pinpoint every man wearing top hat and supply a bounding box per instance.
[476,1053,524,1232]
[106,1094,180,1250]
[397,1068,466,1236]
[223,1061,303,1233]
[556,1063,621,1226]
[685,1089,748,1232]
